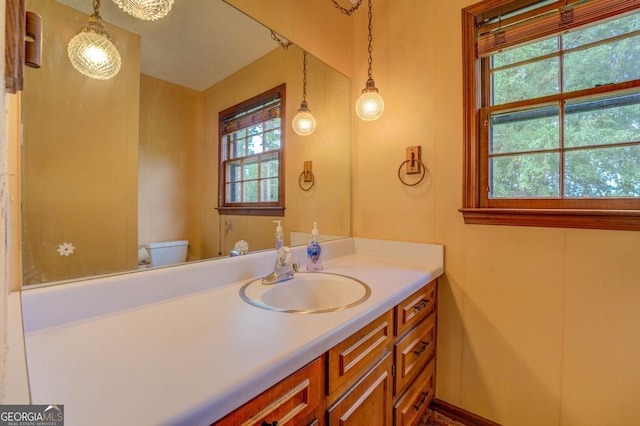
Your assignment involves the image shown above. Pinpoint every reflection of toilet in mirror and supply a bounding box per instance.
[138,240,188,269]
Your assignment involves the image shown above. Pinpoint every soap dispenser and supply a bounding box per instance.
[306,222,323,271]
[273,220,284,249]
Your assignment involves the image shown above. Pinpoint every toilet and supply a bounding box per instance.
[138,240,189,269]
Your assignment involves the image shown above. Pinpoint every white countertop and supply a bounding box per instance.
[21,238,443,425]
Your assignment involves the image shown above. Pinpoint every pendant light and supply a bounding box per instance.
[292,50,317,136]
[68,0,121,80]
[112,0,174,21]
[355,0,384,121]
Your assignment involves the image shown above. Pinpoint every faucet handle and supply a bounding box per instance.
[276,246,294,265]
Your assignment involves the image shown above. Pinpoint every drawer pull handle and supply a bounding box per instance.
[413,341,430,356]
[413,299,430,312]
[262,422,278,426]
[413,391,430,411]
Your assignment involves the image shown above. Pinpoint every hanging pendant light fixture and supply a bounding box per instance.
[292,50,317,136]
[355,0,384,121]
[112,0,174,21]
[68,0,121,80]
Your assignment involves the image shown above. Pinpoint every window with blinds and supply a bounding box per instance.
[461,0,640,230]
[218,84,286,216]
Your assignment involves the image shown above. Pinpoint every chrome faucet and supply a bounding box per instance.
[262,247,299,285]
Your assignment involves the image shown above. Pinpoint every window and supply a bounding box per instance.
[461,0,640,230]
[218,84,286,216]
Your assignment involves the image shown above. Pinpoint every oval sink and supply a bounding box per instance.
[239,272,371,313]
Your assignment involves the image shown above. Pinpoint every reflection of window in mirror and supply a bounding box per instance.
[218,84,286,216]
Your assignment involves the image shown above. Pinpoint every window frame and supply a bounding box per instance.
[461,0,640,230]
[217,84,286,217]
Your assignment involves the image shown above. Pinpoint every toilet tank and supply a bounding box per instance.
[139,240,188,268]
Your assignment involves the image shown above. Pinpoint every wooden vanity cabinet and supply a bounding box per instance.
[213,356,324,426]
[392,280,438,425]
[326,309,394,404]
[393,310,436,395]
[215,280,437,426]
[326,280,438,426]
[393,358,435,426]
[325,309,395,425]
[395,280,437,337]
[327,352,393,426]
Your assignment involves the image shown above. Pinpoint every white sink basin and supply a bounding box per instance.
[239,272,371,313]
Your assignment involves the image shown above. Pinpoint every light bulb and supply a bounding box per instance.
[113,0,174,21]
[292,101,316,136]
[356,80,384,121]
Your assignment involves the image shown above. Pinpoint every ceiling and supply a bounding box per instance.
[57,0,281,91]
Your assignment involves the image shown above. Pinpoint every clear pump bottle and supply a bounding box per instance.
[273,220,284,249]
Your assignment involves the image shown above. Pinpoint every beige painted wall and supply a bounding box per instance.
[20,0,140,285]
[199,46,351,258]
[358,2,640,425]
[232,1,640,425]
[226,0,352,78]
[138,74,200,258]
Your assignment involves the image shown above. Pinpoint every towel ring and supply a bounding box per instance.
[398,159,426,187]
[299,171,315,191]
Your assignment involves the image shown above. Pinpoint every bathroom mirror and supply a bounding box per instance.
[21,0,351,287]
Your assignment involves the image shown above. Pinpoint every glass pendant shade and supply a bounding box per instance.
[292,101,317,136]
[113,0,174,21]
[356,78,384,121]
[68,13,121,80]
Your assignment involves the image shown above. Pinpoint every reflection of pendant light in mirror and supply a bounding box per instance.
[68,0,121,80]
[112,0,174,21]
[292,51,317,136]
[355,0,384,121]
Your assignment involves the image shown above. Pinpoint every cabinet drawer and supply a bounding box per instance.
[214,357,324,426]
[395,280,437,338]
[327,310,394,398]
[394,312,436,395]
[393,357,435,426]
[327,351,393,426]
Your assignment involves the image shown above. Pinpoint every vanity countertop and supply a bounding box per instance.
[21,238,443,426]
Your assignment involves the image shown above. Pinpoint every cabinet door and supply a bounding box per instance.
[394,312,436,395]
[327,352,393,426]
[327,310,394,399]
[214,357,324,426]
[393,358,435,426]
[395,280,437,338]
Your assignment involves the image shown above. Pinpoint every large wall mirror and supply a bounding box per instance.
[21,0,351,287]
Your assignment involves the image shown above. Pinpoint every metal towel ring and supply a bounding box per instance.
[298,171,315,191]
[397,159,426,187]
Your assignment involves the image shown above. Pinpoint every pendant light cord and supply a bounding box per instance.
[332,0,362,16]
[366,0,374,81]
[302,51,308,102]
[271,30,292,50]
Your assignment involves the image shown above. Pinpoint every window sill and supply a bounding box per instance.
[460,208,640,231]
[217,207,285,217]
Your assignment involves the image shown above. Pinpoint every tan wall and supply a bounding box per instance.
[199,46,351,258]
[138,75,200,259]
[21,0,140,285]
[361,1,640,425]
[235,1,640,425]
[225,0,352,78]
